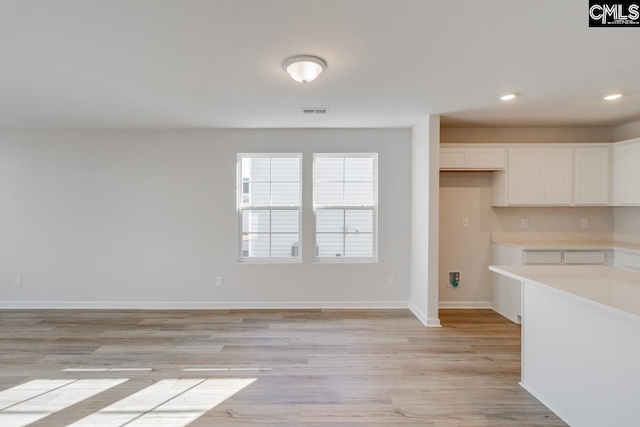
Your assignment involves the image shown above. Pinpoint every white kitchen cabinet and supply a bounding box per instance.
[468,147,506,169]
[506,148,540,204]
[574,146,610,205]
[490,243,608,323]
[506,147,572,205]
[440,146,505,170]
[613,138,640,206]
[523,251,562,265]
[440,147,468,169]
[564,251,606,265]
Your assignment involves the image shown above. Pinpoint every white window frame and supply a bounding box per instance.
[237,153,302,263]
[313,153,378,263]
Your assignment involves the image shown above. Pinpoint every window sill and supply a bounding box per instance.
[313,258,378,264]
[238,258,302,264]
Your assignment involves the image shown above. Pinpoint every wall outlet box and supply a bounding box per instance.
[216,277,223,287]
[14,275,22,286]
[447,271,461,288]
[581,217,589,228]
[388,275,396,287]
[462,217,469,228]
[521,218,529,228]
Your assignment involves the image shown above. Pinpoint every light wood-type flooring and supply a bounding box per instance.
[0,309,566,426]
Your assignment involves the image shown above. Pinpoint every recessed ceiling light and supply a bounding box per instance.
[499,93,517,101]
[603,93,622,101]
[282,55,326,83]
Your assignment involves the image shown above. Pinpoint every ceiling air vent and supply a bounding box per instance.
[302,108,328,115]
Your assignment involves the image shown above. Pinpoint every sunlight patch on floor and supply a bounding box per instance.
[0,377,255,427]
[70,378,256,427]
[0,379,127,427]
[63,368,153,372]
[183,367,272,372]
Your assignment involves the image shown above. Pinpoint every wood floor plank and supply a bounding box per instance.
[0,309,566,426]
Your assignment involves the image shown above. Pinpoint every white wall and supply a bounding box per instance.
[0,129,411,308]
[613,119,640,141]
[438,173,614,308]
[441,127,613,144]
[439,172,492,308]
[410,116,440,326]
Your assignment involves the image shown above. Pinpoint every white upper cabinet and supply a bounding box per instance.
[440,147,468,169]
[506,147,573,205]
[440,146,505,170]
[438,142,617,207]
[507,148,541,204]
[468,147,506,169]
[613,138,640,206]
[540,148,573,205]
[574,146,610,205]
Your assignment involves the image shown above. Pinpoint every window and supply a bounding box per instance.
[238,154,301,262]
[313,153,377,261]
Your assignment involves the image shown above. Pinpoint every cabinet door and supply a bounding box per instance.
[613,144,626,205]
[614,141,640,205]
[523,251,562,265]
[575,146,610,205]
[469,148,506,169]
[540,148,572,205]
[440,148,468,169]
[564,251,605,265]
[508,148,541,204]
[623,142,640,205]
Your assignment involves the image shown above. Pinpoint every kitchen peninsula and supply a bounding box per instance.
[489,264,640,427]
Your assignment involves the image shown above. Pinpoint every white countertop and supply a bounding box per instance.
[489,265,640,323]
[491,239,640,253]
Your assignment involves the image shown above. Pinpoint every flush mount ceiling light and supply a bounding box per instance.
[603,93,623,101]
[283,55,326,83]
[499,93,517,101]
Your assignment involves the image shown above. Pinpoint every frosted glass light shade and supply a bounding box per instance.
[283,55,326,83]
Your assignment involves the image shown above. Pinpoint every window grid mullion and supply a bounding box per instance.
[268,160,272,257]
[269,157,273,207]
[342,158,346,207]
[269,210,272,258]
[343,209,346,257]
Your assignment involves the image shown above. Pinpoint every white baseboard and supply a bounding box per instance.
[0,300,410,310]
[409,303,441,327]
[490,306,521,324]
[438,301,492,309]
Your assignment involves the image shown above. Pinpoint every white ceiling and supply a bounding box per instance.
[1,0,639,129]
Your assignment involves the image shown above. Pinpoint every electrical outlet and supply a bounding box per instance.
[462,217,469,228]
[216,277,223,287]
[388,275,396,287]
[581,217,589,228]
[521,218,529,229]
[14,275,22,286]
